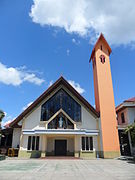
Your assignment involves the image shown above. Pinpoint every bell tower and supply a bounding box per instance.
[90,33,120,158]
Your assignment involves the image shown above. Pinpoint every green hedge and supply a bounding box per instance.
[0,154,6,161]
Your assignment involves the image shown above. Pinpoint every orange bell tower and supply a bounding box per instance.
[90,33,120,158]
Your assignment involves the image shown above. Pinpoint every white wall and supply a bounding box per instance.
[47,137,54,152]
[74,135,81,151]
[20,135,28,150]
[77,106,98,130]
[68,138,74,152]
[23,106,41,130]
[12,128,21,148]
[127,107,135,124]
[93,136,98,151]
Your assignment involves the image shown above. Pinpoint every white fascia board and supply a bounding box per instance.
[22,129,99,136]
[117,103,135,112]
[118,126,126,130]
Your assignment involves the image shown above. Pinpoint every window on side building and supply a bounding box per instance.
[121,112,125,123]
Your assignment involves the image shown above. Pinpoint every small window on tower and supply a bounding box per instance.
[100,54,105,64]
[101,45,102,50]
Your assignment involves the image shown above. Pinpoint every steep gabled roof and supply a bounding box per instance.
[89,33,112,62]
[10,76,99,127]
[116,96,135,113]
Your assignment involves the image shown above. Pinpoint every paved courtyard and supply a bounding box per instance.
[0,158,135,180]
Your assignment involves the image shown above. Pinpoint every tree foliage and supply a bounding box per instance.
[0,110,5,129]
[125,122,135,147]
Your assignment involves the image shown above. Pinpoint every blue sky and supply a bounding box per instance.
[0,0,135,126]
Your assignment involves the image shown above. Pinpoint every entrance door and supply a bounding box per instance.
[55,140,67,156]
[118,130,131,156]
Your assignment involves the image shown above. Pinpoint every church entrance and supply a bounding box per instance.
[55,140,67,156]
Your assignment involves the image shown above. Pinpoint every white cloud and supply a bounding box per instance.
[72,38,80,45]
[22,102,33,111]
[48,80,53,87]
[68,80,85,94]
[0,62,44,86]
[4,112,7,117]
[66,49,70,56]
[72,38,76,43]
[30,0,135,46]
[1,113,15,127]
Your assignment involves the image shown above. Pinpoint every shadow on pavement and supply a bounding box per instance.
[117,156,135,164]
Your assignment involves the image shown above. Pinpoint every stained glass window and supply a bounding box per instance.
[48,113,74,129]
[41,89,81,122]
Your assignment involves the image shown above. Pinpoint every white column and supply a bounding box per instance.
[41,135,47,157]
[19,133,23,150]
[74,135,80,157]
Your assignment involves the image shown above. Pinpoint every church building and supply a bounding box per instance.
[9,34,120,159]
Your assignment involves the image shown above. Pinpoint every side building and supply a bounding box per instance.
[116,97,135,156]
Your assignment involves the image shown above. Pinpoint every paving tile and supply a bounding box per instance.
[0,159,135,180]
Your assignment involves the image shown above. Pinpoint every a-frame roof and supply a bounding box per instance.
[10,76,99,127]
[89,33,112,62]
